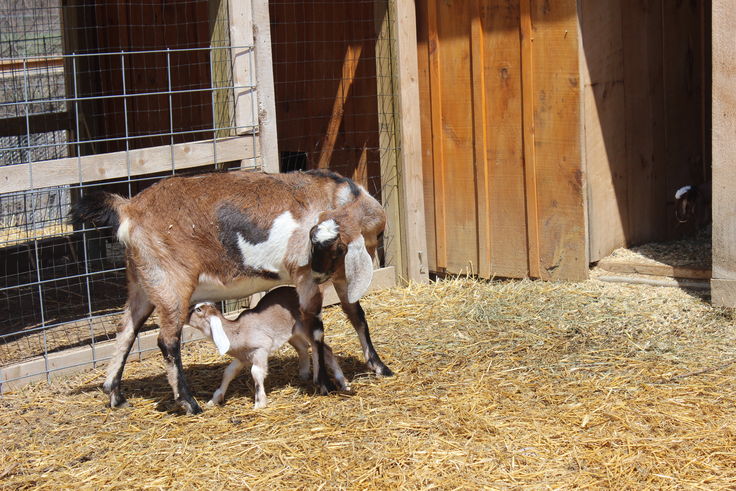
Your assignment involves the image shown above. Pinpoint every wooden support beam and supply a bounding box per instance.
[520,0,541,279]
[228,0,257,137]
[391,0,429,284]
[251,0,279,173]
[375,0,404,279]
[711,0,736,307]
[0,136,259,194]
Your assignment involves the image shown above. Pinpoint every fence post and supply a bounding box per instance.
[251,0,279,173]
[387,0,429,284]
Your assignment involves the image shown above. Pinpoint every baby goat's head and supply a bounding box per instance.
[187,302,231,355]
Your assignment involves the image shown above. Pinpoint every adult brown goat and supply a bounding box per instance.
[71,169,389,414]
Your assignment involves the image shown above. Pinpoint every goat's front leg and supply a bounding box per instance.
[103,280,154,408]
[333,279,393,377]
[157,304,202,415]
[297,281,336,395]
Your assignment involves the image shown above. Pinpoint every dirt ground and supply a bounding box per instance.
[1,277,735,489]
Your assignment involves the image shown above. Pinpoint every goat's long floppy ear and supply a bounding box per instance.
[209,316,231,355]
[344,234,373,303]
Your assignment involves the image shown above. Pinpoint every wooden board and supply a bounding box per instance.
[0,136,259,194]
[580,1,628,262]
[711,0,736,307]
[597,258,711,280]
[483,0,528,278]
[529,0,587,280]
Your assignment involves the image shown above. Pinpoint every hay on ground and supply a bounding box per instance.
[0,276,735,489]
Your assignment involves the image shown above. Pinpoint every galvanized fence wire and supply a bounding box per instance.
[1,0,260,389]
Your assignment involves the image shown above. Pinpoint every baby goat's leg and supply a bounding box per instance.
[333,279,393,377]
[250,349,269,409]
[209,358,244,406]
[103,278,154,408]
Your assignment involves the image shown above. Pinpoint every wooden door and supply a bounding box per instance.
[417,0,587,280]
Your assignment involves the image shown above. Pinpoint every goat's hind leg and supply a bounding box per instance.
[157,301,202,415]
[103,281,153,408]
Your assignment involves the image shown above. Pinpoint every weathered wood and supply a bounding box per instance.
[711,0,736,307]
[228,0,257,136]
[529,0,587,280]
[520,0,541,279]
[436,0,478,274]
[0,136,259,194]
[415,0,436,272]
[483,0,528,279]
[471,0,491,279]
[375,0,404,281]
[426,0,447,270]
[393,0,430,283]
[580,1,627,263]
[251,0,279,173]
[597,258,711,280]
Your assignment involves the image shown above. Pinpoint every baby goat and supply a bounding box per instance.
[188,287,348,409]
[71,169,389,414]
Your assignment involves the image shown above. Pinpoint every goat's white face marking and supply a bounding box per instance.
[675,185,692,200]
[313,219,339,244]
[209,315,231,355]
[345,234,374,303]
[236,211,298,274]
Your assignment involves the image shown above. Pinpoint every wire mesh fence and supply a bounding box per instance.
[1,0,260,389]
[1,0,402,392]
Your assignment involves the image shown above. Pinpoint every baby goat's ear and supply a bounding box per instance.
[343,232,373,303]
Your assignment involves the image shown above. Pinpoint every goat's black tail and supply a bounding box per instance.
[70,191,126,235]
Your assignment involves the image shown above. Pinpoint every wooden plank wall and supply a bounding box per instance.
[416,0,586,280]
[582,0,708,262]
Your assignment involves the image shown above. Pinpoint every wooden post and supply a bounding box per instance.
[228,0,257,137]
[711,0,736,307]
[375,0,404,279]
[251,0,279,173]
[387,0,429,284]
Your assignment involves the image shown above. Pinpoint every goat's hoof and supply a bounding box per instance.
[207,399,223,407]
[318,380,337,395]
[179,398,203,415]
[109,393,130,409]
[376,365,394,377]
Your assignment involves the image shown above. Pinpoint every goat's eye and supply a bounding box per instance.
[195,307,202,313]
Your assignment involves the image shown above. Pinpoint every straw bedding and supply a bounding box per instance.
[1,276,735,489]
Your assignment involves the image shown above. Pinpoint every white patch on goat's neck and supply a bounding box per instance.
[116,218,131,245]
[314,219,339,244]
[236,211,298,273]
[675,185,692,200]
[209,315,231,355]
